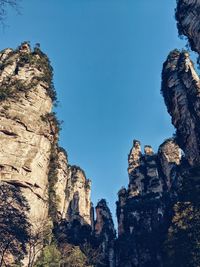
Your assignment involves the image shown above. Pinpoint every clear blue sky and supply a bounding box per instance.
[1,0,187,223]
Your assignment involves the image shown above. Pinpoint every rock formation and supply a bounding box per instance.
[65,166,92,225]
[94,199,116,267]
[55,152,92,224]
[0,43,93,266]
[115,1,200,266]
[176,0,200,54]
[116,139,181,267]
[161,50,200,167]
[0,43,54,230]
[1,1,200,266]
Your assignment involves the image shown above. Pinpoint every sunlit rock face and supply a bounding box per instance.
[128,140,142,175]
[64,166,92,225]
[55,151,92,223]
[54,149,69,219]
[95,199,116,267]
[176,0,200,54]
[54,150,92,223]
[3,0,200,264]
[0,43,92,223]
[0,43,54,229]
[161,50,200,167]
[116,140,181,267]
[158,139,181,190]
[0,43,57,265]
[0,43,93,265]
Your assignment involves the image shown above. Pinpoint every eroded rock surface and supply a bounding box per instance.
[54,150,92,224]
[3,1,200,265]
[116,2,200,265]
[64,165,92,225]
[161,50,200,167]
[95,199,116,267]
[176,0,200,54]
[0,44,54,230]
[0,43,93,266]
[116,140,181,267]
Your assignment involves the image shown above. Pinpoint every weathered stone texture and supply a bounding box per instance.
[0,45,54,229]
[0,44,93,265]
[95,199,116,267]
[116,139,181,267]
[176,0,200,54]
[64,166,92,225]
[161,50,200,166]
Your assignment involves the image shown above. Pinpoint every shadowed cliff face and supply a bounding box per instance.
[176,0,200,54]
[161,50,200,167]
[115,2,200,266]
[116,140,181,267]
[128,140,163,197]
[95,199,116,267]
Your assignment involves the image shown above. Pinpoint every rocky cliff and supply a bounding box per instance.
[161,49,200,167]
[0,43,93,266]
[0,44,56,267]
[0,43,53,230]
[115,1,200,266]
[116,139,181,267]
[176,0,200,55]
[94,199,116,267]
[1,1,200,266]
[0,42,116,267]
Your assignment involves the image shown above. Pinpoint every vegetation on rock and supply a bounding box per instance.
[0,183,30,265]
[0,42,57,104]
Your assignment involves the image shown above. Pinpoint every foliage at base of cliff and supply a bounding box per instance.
[34,243,95,267]
[0,182,30,265]
[163,167,200,267]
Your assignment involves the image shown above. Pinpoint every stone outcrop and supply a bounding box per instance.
[54,149,69,219]
[94,199,116,267]
[116,49,200,265]
[116,140,181,267]
[2,1,200,265]
[128,141,163,197]
[128,140,142,175]
[54,148,92,224]
[176,0,200,54]
[158,139,181,190]
[0,43,93,266]
[64,165,92,225]
[161,50,200,167]
[0,43,54,230]
[116,1,200,266]
[0,43,58,265]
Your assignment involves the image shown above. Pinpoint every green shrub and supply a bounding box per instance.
[34,244,61,267]
[0,43,57,105]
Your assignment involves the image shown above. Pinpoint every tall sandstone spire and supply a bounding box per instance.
[0,43,93,265]
[116,1,200,266]
[2,1,200,266]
